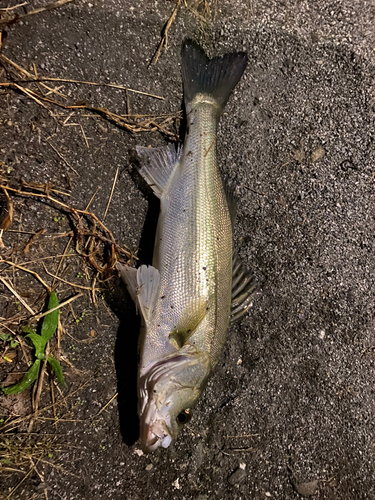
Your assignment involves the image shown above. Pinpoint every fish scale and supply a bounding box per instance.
[150,99,233,368]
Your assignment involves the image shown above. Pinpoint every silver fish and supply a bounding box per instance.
[118,40,256,453]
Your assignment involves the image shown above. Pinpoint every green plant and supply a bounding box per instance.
[0,333,19,348]
[75,311,87,324]
[1,292,66,395]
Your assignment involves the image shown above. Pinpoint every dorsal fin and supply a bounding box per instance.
[135,145,181,198]
[230,251,258,323]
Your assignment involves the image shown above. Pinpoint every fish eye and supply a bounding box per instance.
[177,409,192,425]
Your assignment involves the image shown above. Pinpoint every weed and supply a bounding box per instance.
[1,292,66,395]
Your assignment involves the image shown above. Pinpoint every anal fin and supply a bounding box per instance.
[230,251,258,323]
[136,144,181,198]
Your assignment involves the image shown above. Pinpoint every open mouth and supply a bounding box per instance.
[142,420,173,452]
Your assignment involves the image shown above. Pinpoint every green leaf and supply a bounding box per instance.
[2,359,41,395]
[0,333,11,342]
[25,333,46,357]
[21,324,35,336]
[10,340,19,348]
[47,355,66,388]
[41,292,59,343]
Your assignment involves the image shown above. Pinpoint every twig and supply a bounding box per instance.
[0,277,36,315]
[203,137,216,158]
[95,392,118,416]
[29,457,48,500]
[33,293,83,322]
[0,184,132,259]
[28,349,49,432]
[23,228,47,255]
[80,124,89,149]
[49,377,57,428]
[226,433,260,438]
[0,82,178,139]
[126,88,131,115]
[85,186,101,211]
[52,235,73,288]
[151,0,182,66]
[24,0,73,16]
[21,76,165,100]
[45,140,80,176]
[43,263,99,291]
[5,461,38,500]
[103,167,119,221]
[91,272,98,307]
[2,376,95,432]
[0,0,73,25]
[0,3,28,12]
[0,260,51,291]
[13,83,48,108]
[20,179,71,197]
[0,54,67,98]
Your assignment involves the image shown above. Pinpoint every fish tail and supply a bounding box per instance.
[181,39,248,114]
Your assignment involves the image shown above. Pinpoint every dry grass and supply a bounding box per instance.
[0,0,74,26]
[0,54,181,141]
[150,0,213,65]
[1,433,59,469]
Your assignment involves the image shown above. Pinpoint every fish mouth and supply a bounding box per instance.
[140,418,173,453]
[138,354,191,453]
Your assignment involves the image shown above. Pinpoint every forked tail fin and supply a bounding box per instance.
[181,40,248,113]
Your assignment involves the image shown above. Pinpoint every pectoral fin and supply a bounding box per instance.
[230,252,258,322]
[116,263,138,303]
[169,297,208,348]
[136,265,160,324]
[117,263,160,325]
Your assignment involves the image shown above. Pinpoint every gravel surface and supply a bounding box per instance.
[0,0,374,499]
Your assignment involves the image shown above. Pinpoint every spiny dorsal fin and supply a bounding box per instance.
[231,251,258,323]
[136,144,181,198]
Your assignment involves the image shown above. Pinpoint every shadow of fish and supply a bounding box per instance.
[118,40,257,453]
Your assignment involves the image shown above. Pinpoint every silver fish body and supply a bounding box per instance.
[118,40,256,452]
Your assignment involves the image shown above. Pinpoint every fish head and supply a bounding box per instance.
[138,350,210,453]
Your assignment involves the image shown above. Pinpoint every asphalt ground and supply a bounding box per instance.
[0,1,374,499]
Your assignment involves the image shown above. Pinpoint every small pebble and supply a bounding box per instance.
[311,146,325,162]
[228,466,247,485]
[172,478,181,490]
[293,480,319,496]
